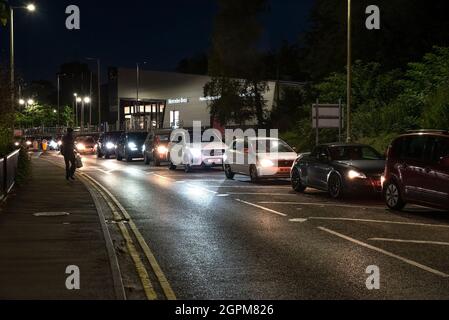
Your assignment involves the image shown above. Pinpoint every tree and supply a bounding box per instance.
[205,0,269,126]
[302,0,449,80]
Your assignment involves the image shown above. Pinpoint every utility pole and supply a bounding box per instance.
[346,0,352,143]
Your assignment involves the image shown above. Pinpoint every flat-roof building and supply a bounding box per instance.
[107,67,300,131]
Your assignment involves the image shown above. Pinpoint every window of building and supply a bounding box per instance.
[170,111,180,128]
[124,106,130,115]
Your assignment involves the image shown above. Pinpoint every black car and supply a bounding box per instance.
[291,143,385,198]
[116,131,148,162]
[97,131,123,159]
[143,129,172,166]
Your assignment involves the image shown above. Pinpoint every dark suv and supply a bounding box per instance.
[143,129,172,166]
[383,130,449,211]
[116,131,148,162]
[97,131,123,159]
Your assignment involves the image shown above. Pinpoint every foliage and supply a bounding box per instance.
[283,47,449,153]
[15,147,31,186]
[205,0,269,127]
[15,104,74,128]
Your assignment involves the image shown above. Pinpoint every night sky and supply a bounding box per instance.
[0,0,314,82]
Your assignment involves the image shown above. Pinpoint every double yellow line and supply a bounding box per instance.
[41,156,176,300]
[81,173,177,300]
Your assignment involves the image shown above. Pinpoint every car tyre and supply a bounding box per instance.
[328,173,344,199]
[169,161,177,170]
[185,164,192,173]
[144,153,150,165]
[384,180,406,211]
[105,154,111,160]
[249,165,259,183]
[153,153,161,167]
[116,152,123,161]
[291,168,306,192]
[224,165,235,180]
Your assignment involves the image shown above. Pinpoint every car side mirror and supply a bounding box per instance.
[439,156,449,167]
[319,153,329,163]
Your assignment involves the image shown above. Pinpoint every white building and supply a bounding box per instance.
[108,67,297,131]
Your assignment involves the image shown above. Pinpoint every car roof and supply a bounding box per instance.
[397,130,449,139]
[318,143,370,148]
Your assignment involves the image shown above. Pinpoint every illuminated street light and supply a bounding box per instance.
[27,99,34,105]
[19,99,25,105]
[76,97,82,103]
[10,3,37,119]
[26,4,36,12]
[84,97,91,104]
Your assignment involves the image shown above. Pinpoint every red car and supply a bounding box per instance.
[383,130,449,211]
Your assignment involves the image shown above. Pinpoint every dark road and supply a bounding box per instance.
[46,152,449,300]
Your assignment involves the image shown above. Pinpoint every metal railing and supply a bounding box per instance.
[0,149,20,200]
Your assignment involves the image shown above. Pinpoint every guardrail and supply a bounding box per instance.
[0,149,20,200]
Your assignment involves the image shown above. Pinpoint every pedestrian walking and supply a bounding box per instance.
[61,128,76,181]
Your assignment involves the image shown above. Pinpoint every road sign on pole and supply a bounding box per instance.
[312,101,343,145]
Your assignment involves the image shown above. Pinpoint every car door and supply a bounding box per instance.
[400,135,432,202]
[424,137,449,207]
[307,147,325,188]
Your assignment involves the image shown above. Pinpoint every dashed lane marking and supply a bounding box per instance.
[235,199,288,217]
[318,226,449,278]
[308,217,449,229]
[369,238,449,247]
[258,201,385,210]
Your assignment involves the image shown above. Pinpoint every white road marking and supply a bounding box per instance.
[235,199,287,217]
[227,193,296,196]
[289,218,308,223]
[216,194,230,197]
[369,238,449,247]
[96,168,111,175]
[318,227,449,278]
[186,183,218,194]
[193,185,291,189]
[258,201,385,210]
[309,217,449,229]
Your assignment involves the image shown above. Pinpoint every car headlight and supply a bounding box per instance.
[26,141,32,146]
[157,146,168,154]
[50,141,58,149]
[77,143,86,151]
[57,140,62,146]
[14,142,20,147]
[189,148,202,158]
[348,170,367,179]
[259,159,275,168]
[128,142,138,151]
[106,142,115,149]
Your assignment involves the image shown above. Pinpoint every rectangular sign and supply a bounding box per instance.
[312,104,342,129]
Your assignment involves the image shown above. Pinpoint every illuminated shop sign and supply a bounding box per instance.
[168,98,189,104]
[199,95,220,102]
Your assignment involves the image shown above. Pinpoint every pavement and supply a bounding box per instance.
[0,155,116,299]
[2,151,449,300]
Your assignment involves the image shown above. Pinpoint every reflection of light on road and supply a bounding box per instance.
[102,161,120,171]
[125,167,141,176]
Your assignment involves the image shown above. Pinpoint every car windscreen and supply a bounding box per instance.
[254,139,294,153]
[329,146,383,161]
[156,135,170,142]
[128,133,148,142]
[104,133,122,142]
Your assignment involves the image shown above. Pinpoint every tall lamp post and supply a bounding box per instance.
[80,96,91,132]
[9,3,36,113]
[86,57,101,127]
[346,0,352,143]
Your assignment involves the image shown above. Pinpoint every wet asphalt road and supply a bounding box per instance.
[55,153,449,299]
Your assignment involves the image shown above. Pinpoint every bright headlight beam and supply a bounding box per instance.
[348,170,367,179]
[260,159,275,168]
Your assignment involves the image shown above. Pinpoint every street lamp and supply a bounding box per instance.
[80,96,91,132]
[346,0,352,143]
[9,3,36,114]
[86,57,102,126]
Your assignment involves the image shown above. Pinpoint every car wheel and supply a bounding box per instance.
[249,165,259,183]
[144,153,150,165]
[97,151,103,158]
[328,173,343,199]
[384,180,406,211]
[291,168,306,192]
[169,161,177,170]
[105,154,110,160]
[185,164,192,173]
[116,152,123,161]
[153,153,161,167]
[224,165,235,179]
[126,154,132,162]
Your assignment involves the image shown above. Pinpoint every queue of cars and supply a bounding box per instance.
[25,128,439,212]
